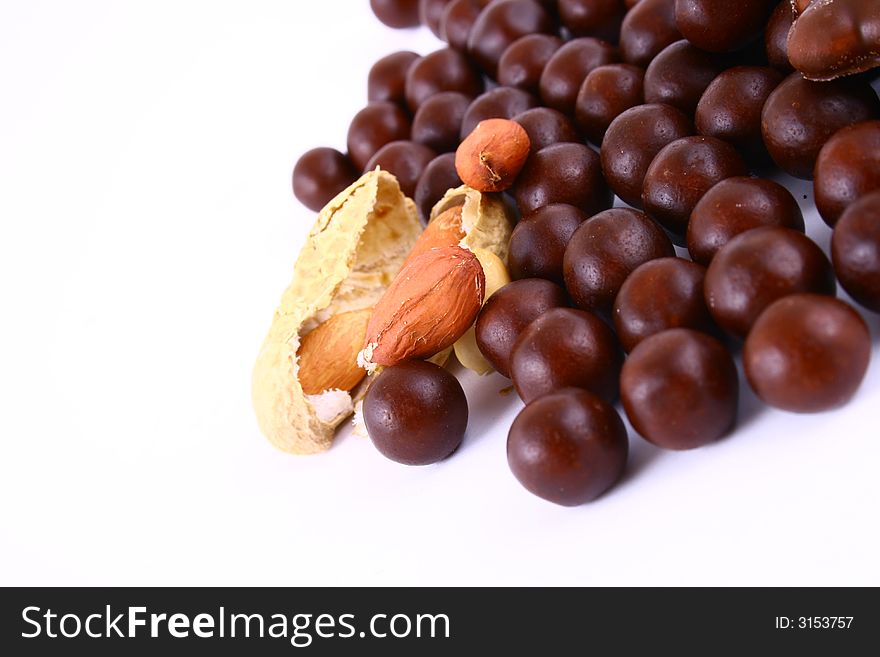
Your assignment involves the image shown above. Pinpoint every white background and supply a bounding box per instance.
[1,0,878,586]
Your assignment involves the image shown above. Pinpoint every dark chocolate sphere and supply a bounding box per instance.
[412,91,473,153]
[475,278,569,377]
[704,226,836,340]
[420,0,454,37]
[621,328,738,450]
[404,47,483,112]
[558,0,626,42]
[497,34,563,94]
[440,0,483,52]
[539,37,619,116]
[370,0,421,28]
[673,0,772,53]
[364,140,437,198]
[513,107,580,150]
[761,73,880,179]
[765,1,795,73]
[642,135,747,238]
[467,0,555,77]
[600,103,693,208]
[509,204,588,284]
[368,51,421,105]
[619,0,681,68]
[508,388,628,506]
[576,63,645,146]
[613,257,714,352]
[643,40,726,115]
[513,142,611,216]
[347,101,412,172]
[687,177,805,266]
[744,294,871,413]
[510,308,623,404]
[563,208,675,313]
[414,152,462,222]
[814,120,880,227]
[292,147,358,212]
[364,360,468,465]
[460,86,539,139]
[832,190,880,313]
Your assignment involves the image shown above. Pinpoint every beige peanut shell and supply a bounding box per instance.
[430,185,514,264]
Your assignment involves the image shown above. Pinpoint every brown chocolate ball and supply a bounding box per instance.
[510,307,623,404]
[674,0,772,53]
[621,328,738,450]
[761,73,880,179]
[509,204,588,283]
[364,360,468,465]
[832,190,880,313]
[460,86,539,139]
[642,135,747,238]
[475,278,569,377]
[744,294,871,413]
[695,66,784,164]
[368,51,421,105]
[497,34,563,94]
[414,152,462,222]
[765,1,795,73]
[563,208,675,313]
[687,177,805,266]
[600,103,693,208]
[507,388,629,506]
[347,102,412,172]
[370,0,421,28]
[539,37,619,116]
[575,63,645,145]
[404,47,483,113]
[292,147,358,212]
[814,120,880,227]
[420,0,454,37]
[619,0,681,68]
[467,0,555,77]
[643,40,726,115]
[440,0,483,52]
[513,107,580,150]
[412,91,473,153]
[613,257,714,352]
[364,141,437,198]
[514,143,611,216]
[704,226,836,340]
[558,0,626,42]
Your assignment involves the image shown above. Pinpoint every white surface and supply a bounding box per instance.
[1,0,879,587]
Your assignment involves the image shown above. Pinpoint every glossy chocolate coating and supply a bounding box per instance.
[498,34,563,94]
[814,120,880,227]
[292,147,358,212]
[761,73,880,179]
[347,102,412,172]
[539,38,619,116]
[687,177,805,266]
[744,294,871,412]
[563,208,675,312]
[643,40,726,115]
[576,63,645,145]
[475,278,569,378]
[513,142,612,217]
[600,103,693,208]
[832,191,880,312]
[467,0,555,77]
[674,0,772,53]
[368,51,421,105]
[558,0,626,42]
[509,204,588,283]
[765,1,795,73]
[440,0,483,51]
[620,0,681,68]
[513,107,580,150]
[704,226,836,339]
[364,360,468,465]
[414,152,462,222]
[642,136,747,238]
[510,307,623,404]
[507,388,628,506]
[412,91,472,153]
[364,140,437,198]
[460,86,539,139]
[695,66,784,163]
[404,47,483,112]
[370,0,421,28]
[621,328,738,449]
[420,0,454,36]
[613,257,714,352]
